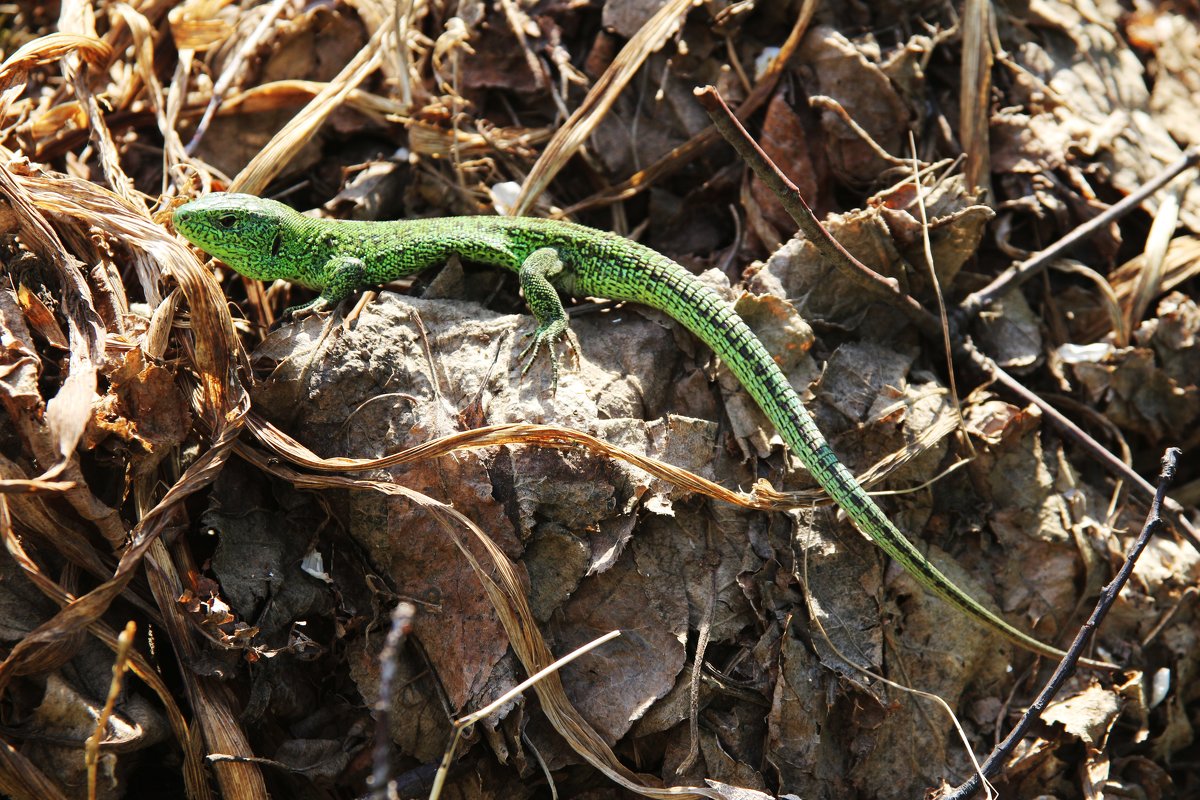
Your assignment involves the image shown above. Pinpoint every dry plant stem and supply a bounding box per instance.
[430,631,623,800]
[369,602,415,800]
[953,146,1200,329]
[247,412,829,511]
[694,84,1200,548]
[941,448,1181,800]
[185,0,291,155]
[85,621,136,800]
[512,0,694,215]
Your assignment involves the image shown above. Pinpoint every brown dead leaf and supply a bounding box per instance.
[871,176,994,294]
[550,547,687,745]
[1130,8,1200,149]
[15,284,68,349]
[86,349,192,476]
[796,26,910,183]
[1071,346,1199,441]
[747,89,821,250]
[0,289,44,424]
[1008,0,1200,235]
[973,288,1044,371]
[1039,684,1122,799]
[749,206,906,327]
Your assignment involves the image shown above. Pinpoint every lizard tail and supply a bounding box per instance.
[634,258,1113,670]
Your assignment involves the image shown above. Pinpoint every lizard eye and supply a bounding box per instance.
[216,214,237,229]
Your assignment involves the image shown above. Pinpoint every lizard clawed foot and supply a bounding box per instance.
[518,321,577,393]
[282,296,335,321]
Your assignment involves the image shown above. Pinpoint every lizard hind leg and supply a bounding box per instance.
[516,247,580,391]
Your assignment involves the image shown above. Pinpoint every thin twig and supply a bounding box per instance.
[428,630,622,800]
[185,0,292,155]
[368,602,416,800]
[953,147,1200,329]
[940,448,1180,800]
[86,621,137,800]
[960,341,1199,550]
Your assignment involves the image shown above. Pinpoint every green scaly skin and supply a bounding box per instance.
[174,192,1113,670]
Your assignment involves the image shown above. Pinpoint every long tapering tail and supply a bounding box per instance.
[634,258,1111,669]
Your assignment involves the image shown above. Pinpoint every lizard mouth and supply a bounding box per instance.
[172,207,209,247]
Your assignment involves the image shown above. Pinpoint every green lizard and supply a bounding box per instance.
[174,192,1113,670]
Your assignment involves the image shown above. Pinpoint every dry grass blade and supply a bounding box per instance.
[51,17,140,207]
[851,395,961,491]
[247,412,956,512]
[0,409,244,685]
[229,6,397,195]
[511,0,695,215]
[1126,172,1187,334]
[0,489,211,800]
[14,170,242,400]
[0,165,117,540]
[0,478,74,493]
[1076,234,1200,345]
[0,33,111,98]
[0,157,246,796]
[1109,233,1200,305]
[563,0,818,215]
[222,79,410,120]
[0,166,104,454]
[249,412,758,504]
[959,0,994,193]
[108,3,189,191]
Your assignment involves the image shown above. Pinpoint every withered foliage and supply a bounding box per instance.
[0,2,1197,799]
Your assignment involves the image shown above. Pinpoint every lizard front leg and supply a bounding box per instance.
[517,247,581,390]
[285,255,369,318]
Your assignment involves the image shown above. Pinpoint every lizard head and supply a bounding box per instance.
[174,193,301,281]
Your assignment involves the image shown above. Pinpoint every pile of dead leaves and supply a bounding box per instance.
[0,2,1197,799]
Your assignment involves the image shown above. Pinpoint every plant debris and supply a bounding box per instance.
[0,2,1198,799]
